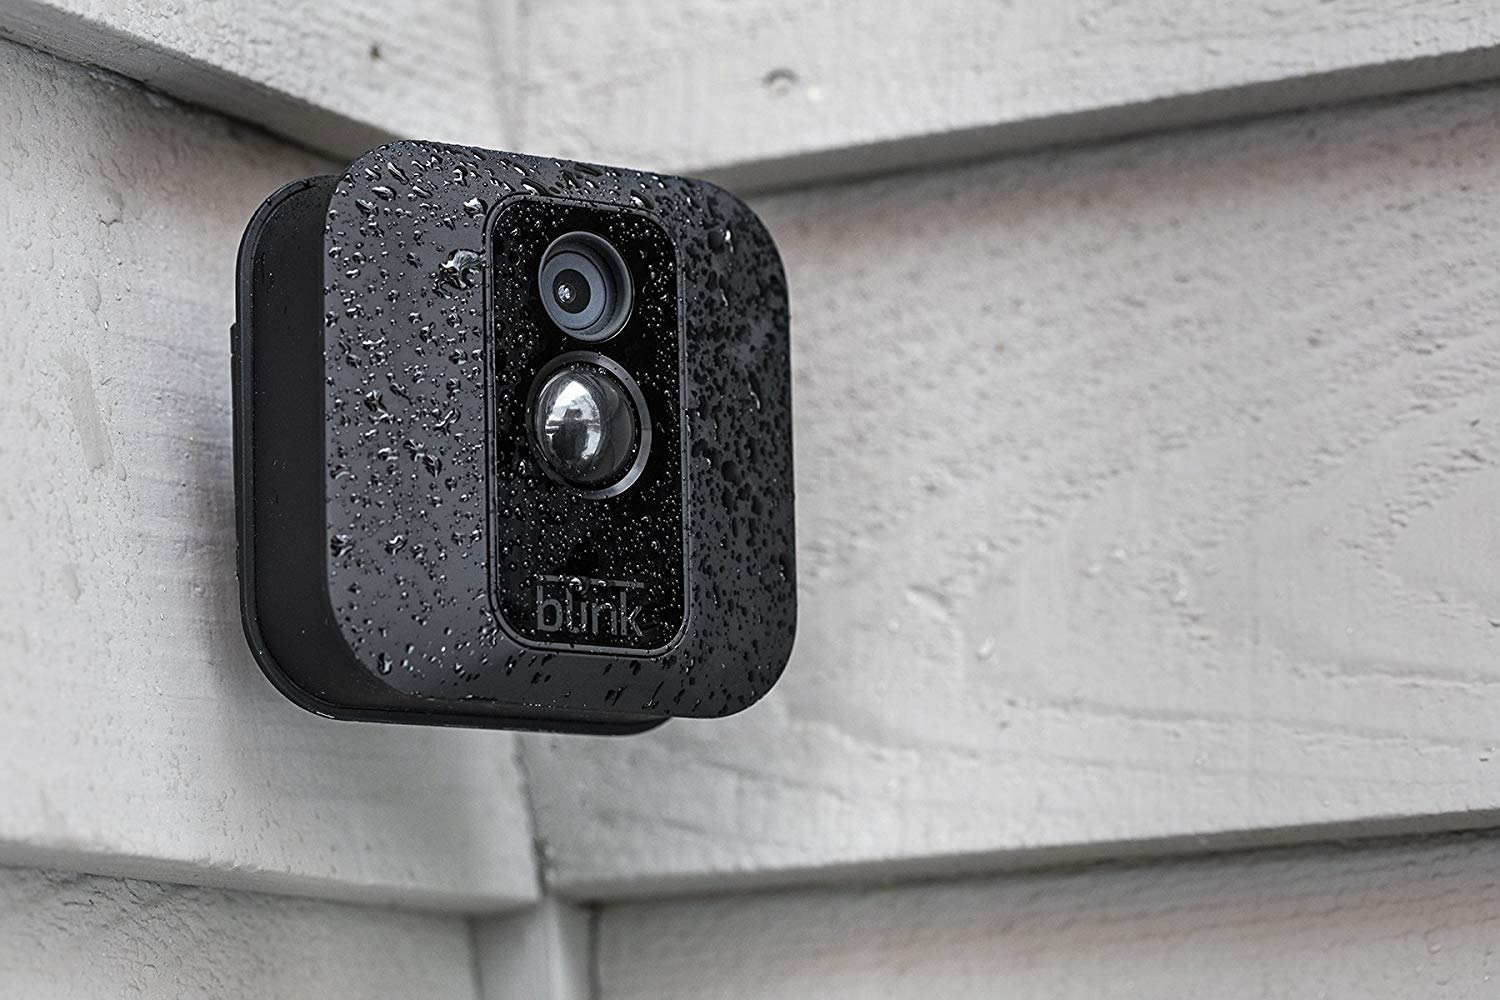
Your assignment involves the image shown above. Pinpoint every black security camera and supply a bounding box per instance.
[232,142,796,734]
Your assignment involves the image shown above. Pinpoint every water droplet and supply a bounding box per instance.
[439,248,482,289]
[763,67,798,95]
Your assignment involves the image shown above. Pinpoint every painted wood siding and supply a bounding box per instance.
[523,79,1500,896]
[0,35,537,911]
[2,2,1500,995]
[0,864,480,999]
[596,832,1500,999]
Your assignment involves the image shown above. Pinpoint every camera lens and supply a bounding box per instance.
[538,232,633,342]
[550,268,591,315]
[531,360,649,492]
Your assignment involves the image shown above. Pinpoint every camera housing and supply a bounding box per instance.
[233,142,795,733]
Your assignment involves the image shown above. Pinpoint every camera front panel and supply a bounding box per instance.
[487,198,687,653]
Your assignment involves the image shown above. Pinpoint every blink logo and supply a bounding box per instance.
[535,574,645,639]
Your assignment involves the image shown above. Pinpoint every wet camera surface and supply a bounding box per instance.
[489,199,686,653]
[237,140,795,733]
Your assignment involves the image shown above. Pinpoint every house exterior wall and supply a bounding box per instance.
[2,3,1499,995]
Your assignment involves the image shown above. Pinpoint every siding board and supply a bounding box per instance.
[0,37,537,910]
[511,0,1500,189]
[0,0,508,158]
[596,833,1500,999]
[0,865,479,999]
[524,80,1500,896]
[6,2,1500,191]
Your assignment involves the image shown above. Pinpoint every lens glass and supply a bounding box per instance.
[551,268,591,315]
[538,233,632,341]
[532,363,639,488]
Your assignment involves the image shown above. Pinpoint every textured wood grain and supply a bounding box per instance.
[0,38,537,909]
[510,0,1500,189]
[7,1,1500,191]
[523,80,1500,896]
[0,0,508,158]
[596,832,1500,999]
[0,865,478,999]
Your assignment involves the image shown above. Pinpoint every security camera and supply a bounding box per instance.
[233,142,795,734]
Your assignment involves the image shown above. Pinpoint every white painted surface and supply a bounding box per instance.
[511,0,1500,189]
[596,833,1500,999]
[6,1,1500,192]
[4,9,1500,996]
[523,80,1500,897]
[0,864,478,999]
[0,0,508,158]
[0,38,537,909]
[474,900,592,1000]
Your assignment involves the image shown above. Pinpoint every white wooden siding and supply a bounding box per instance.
[4,2,1500,995]
[0,36,537,911]
[0,0,509,157]
[522,78,1500,897]
[595,832,1500,999]
[0,864,480,999]
[474,900,592,1000]
[430,0,1500,189]
[6,2,1500,192]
